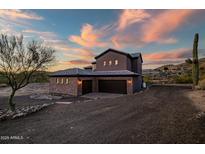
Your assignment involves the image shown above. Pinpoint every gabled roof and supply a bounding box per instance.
[49,68,140,77]
[94,48,143,62]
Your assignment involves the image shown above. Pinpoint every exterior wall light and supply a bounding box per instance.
[78,80,82,85]
[128,80,132,84]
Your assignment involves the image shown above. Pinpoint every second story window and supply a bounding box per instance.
[103,61,106,66]
[61,78,64,84]
[66,78,69,84]
[109,60,112,66]
[56,78,59,84]
[115,60,118,65]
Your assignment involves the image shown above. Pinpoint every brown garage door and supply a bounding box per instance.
[82,80,92,95]
[98,80,127,94]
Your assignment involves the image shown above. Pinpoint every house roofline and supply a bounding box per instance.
[94,48,143,63]
[49,74,141,77]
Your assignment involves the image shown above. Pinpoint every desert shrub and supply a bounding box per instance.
[200,73,205,80]
[30,71,49,83]
[143,75,153,84]
[174,74,193,84]
[0,73,8,84]
[0,71,49,84]
[199,79,205,90]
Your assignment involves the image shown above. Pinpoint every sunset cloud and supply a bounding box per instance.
[142,10,194,43]
[117,9,150,31]
[63,59,91,65]
[0,10,44,36]
[22,28,95,66]
[64,48,95,60]
[143,48,192,60]
[51,59,92,71]
[69,24,107,48]
[142,48,192,69]
[23,29,57,40]
[0,10,43,20]
[141,48,205,69]
[111,10,195,49]
[111,34,144,49]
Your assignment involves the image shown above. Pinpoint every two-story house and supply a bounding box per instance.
[49,48,143,96]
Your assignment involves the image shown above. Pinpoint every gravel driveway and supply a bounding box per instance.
[1,85,205,144]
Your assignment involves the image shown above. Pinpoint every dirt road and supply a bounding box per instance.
[1,85,205,143]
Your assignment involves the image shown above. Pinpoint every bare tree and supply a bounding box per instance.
[0,34,55,111]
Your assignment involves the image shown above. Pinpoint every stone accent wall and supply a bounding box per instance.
[49,76,141,96]
[49,77,78,96]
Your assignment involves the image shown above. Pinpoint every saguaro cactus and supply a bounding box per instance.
[192,33,199,87]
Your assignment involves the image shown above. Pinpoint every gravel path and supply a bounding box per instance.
[0,85,205,143]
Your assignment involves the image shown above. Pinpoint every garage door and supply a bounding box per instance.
[98,80,127,94]
[82,80,92,95]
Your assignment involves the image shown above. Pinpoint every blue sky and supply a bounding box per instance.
[0,9,205,71]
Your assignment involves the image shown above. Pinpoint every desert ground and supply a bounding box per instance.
[1,84,205,143]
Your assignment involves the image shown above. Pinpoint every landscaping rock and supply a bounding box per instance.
[195,112,205,119]
[0,103,53,121]
[30,94,62,100]
[0,84,7,88]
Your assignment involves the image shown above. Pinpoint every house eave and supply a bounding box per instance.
[49,74,140,77]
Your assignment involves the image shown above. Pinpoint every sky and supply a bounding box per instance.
[1,9,205,71]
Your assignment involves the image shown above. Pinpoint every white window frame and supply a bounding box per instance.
[103,61,106,66]
[109,60,112,66]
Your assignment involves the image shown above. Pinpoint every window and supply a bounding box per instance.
[109,60,112,66]
[61,78,64,84]
[56,78,59,84]
[115,60,118,65]
[66,78,69,84]
[103,61,106,66]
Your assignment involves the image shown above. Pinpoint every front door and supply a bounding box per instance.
[82,80,92,95]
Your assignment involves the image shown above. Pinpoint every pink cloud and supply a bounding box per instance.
[112,10,195,49]
[64,48,95,60]
[142,48,195,69]
[111,34,144,49]
[143,48,192,60]
[0,10,43,20]
[117,10,150,31]
[50,59,91,71]
[69,24,107,48]
[63,59,91,65]
[142,10,194,43]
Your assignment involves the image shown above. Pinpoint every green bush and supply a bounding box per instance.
[0,71,49,84]
[174,74,193,84]
[199,79,205,90]
[143,75,153,84]
[0,74,8,84]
